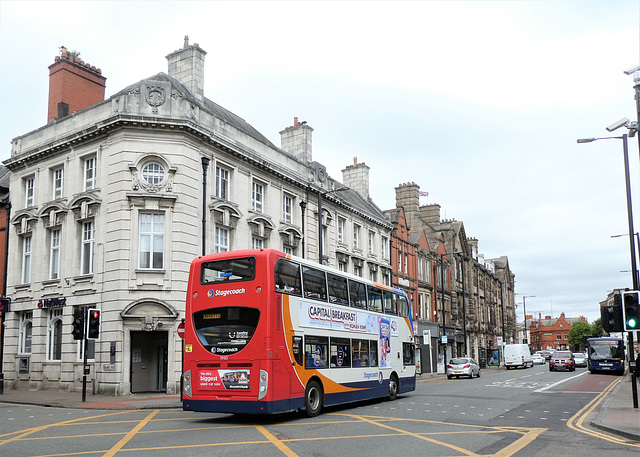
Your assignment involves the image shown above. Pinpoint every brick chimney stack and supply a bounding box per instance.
[394,182,421,229]
[280,117,313,163]
[166,36,207,102]
[48,46,106,122]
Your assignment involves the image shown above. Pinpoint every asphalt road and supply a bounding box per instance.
[1,364,639,457]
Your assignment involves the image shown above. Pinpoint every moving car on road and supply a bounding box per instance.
[446,357,481,379]
[549,351,575,372]
[573,352,587,368]
[532,353,545,365]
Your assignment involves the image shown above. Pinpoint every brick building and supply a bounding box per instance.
[528,312,588,352]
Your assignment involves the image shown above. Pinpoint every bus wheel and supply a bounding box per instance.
[305,380,323,418]
[388,374,399,401]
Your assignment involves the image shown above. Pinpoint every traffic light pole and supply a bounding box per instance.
[82,324,88,402]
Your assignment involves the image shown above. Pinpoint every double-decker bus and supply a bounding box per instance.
[182,249,416,416]
[586,337,625,375]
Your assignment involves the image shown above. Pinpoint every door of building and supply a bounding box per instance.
[130,331,168,393]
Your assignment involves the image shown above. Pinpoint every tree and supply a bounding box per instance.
[591,318,603,338]
[567,321,593,351]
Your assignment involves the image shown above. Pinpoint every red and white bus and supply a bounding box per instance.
[182,249,416,416]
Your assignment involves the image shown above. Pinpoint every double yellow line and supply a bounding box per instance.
[567,377,640,447]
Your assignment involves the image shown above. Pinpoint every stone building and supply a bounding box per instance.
[1,40,391,394]
[386,182,516,367]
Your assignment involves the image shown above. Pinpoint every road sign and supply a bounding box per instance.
[177,322,185,339]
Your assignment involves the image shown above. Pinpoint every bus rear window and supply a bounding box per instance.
[201,257,256,284]
[193,307,260,354]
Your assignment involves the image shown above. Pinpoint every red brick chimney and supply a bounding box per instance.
[47,46,106,122]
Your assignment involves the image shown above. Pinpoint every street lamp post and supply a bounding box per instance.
[520,295,535,344]
[579,130,639,409]
[317,187,348,265]
[577,134,639,291]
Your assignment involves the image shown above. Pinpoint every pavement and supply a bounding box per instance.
[0,367,638,442]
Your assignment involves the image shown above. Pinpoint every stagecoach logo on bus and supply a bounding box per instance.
[300,301,398,336]
[207,288,246,298]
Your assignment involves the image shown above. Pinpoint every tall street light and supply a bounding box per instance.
[520,295,535,344]
[317,186,348,264]
[577,133,639,291]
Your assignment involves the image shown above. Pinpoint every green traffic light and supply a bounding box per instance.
[628,318,638,329]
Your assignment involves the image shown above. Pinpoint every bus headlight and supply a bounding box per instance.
[258,369,268,400]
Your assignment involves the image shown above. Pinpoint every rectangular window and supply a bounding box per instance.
[25,177,34,208]
[81,221,94,275]
[50,229,61,280]
[404,254,408,273]
[353,265,362,277]
[21,236,31,284]
[53,167,64,199]
[215,166,229,199]
[330,337,351,368]
[252,181,264,213]
[215,227,229,253]
[252,237,264,249]
[352,339,370,367]
[305,335,329,369]
[282,193,293,224]
[403,342,415,366]
[381,236,387,259]
[139,213,164,269]
[84,157,96,191]
[337,217,346,244]
[283,245,293,255]
[353,224,360,249]
[368,231,375,255]
[417,257,423,281]
[397,250,402,272]
[327,272,348,305]
[302,266,327,301]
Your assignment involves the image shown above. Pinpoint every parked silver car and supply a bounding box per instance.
[446,357,481,379]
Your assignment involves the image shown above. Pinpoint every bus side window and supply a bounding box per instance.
[292,336,303,366]
[327,273,349,305]
[305,336,328,369]
[369,340,378,367]
[397,294,410,317]
[274,259,301,296]
[349,280,367,309]
[367,285,383,313]
[302,266,327,301]
[383,290,396,315]
[330,337,351,368]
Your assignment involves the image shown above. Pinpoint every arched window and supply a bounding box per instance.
[19,312,33,354]
[47,309,63,361]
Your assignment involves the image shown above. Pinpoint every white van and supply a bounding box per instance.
[504,344,533,369]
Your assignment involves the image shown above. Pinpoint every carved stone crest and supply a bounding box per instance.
[146,85,166,113]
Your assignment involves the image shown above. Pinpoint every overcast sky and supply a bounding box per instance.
[1,1,639,323]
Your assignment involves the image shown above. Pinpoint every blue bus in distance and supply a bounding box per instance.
[586,337,625,375]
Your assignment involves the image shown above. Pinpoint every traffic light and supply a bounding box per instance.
[72,308,85,340]
[622,291,640,331]
[86,308,101,340]
[601,294,624,333]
